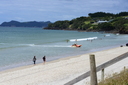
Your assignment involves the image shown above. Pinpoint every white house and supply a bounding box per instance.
[97,20,108,23]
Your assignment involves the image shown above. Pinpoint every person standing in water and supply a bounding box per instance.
[42,56,46,64]
[33,56,36,65]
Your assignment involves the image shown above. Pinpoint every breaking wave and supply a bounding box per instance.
[70,37,98,42]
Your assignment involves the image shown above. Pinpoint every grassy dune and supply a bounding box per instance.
[99,68,128,85]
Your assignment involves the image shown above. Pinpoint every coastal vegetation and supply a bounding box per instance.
[99,68,128,85]
[44,12,128,34]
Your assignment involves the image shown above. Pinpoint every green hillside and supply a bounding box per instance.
[44,12,128,34]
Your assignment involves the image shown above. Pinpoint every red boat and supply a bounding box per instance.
[72,44,82,47]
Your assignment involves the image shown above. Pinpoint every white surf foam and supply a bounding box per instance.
[105,34,110,36]
[70,37,98,42]
[40,45,71,47]
[19,44,35,47]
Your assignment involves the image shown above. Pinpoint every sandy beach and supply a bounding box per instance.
[0,46,128,85]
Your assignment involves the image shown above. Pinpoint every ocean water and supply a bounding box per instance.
[0,27,128,71]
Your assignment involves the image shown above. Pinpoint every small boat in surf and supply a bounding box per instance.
[72,44,82,47]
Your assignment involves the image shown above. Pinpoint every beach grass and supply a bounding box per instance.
[98,68,128,85]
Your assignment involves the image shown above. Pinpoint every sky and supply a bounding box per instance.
[0,0,128,24]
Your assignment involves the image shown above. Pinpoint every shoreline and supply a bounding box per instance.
[0,44,122,72]
[0,27,127,72]
[0,46,128,85]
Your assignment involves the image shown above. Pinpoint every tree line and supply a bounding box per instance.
[88,12,128,18]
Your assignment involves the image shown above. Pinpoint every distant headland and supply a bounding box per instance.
[44,12,128,34]
[0,20,51,27]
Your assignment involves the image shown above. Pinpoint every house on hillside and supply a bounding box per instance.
[125,17,128,19]
[97,20,108,23]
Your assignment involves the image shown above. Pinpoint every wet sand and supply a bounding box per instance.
[0,46,128,85]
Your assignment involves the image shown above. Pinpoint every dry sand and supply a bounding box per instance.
[0,46,128,85]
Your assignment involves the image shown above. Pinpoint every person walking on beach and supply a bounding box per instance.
[42,56,46,64]
[33,56,36,65]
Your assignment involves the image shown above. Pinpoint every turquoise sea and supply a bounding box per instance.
[0,27,128,71]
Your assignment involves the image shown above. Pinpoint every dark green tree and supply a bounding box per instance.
[97,22,115,31]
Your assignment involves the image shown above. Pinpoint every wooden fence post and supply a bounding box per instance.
[101,69,104,81]
[90,54,98,85]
